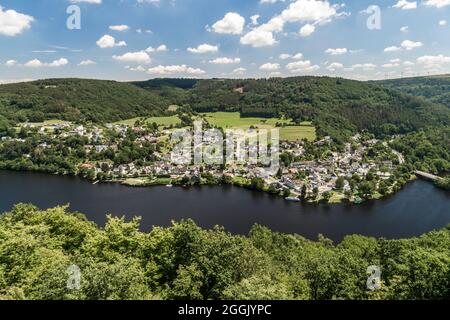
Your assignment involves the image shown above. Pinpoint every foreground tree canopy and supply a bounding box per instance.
[0,204,449,300]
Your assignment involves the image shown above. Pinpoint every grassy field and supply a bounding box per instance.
[114,115,181,127]
[201,112,316,141]
[114,112,316,141]
[279,126,316,141]
[201,112,291,128]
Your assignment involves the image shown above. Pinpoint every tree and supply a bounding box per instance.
[322,191,332,203]
[335,177,345,190]
[250,177,265,191]
[165,264,204,300]
[312,187,319,200]
[1,204,450,300]
[435,177,450,191]
[358,181,375,200]
[301,184,308,199]
[378,181,389,196]
[223,274,294,300]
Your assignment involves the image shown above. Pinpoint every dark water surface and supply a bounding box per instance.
[0,170,449,242]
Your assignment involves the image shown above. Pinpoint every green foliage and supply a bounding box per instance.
[2,77,449,144]
[139,77,450,142]
[378,75,450,108]
[391,127,450,174]
[0,79,168,123]
[435,177,450,190]
[1,204,449,300]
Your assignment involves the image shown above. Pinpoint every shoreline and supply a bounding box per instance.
[0,167,425,205]
[1,169,448,243]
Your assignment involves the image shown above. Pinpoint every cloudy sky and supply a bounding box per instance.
[1,0,450,83]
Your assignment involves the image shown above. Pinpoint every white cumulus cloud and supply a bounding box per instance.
[384,46,402,52]
[147,64,206,76]
[417,54,450,68]
[78,60,96,66]
[325,48,348,55]
[145,45,168,53]
[47,58,69,67]
[299,23,315,37]
[286,60,320,73]
[279,53,303,60]
[5,60,17,67]
[423,0,450,8]
[187,44,219,54]
[0,6,34,37]
[210,12,245,35]
[96,35,127,48]
[24,58,68,68]
[112,51,151,64]
[259,63,280,71]
[384,40,423,53]
[109,25,129,32]
[326,62,344,71]
[240,0,345,48]
[209,57,241,64]
[240,29,277,47]
[401,40,423,50]
[250,15,260,26]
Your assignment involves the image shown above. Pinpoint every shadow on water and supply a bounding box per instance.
[0,170,449,242]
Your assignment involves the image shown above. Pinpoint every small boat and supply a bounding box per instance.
[166,184,173,188]
[285,197,301,202]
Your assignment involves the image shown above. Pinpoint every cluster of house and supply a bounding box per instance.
[273,136,397,197]
[2,121,402,200]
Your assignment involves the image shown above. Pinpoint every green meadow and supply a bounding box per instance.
[114,115,182,127]
[114,112,316,141]
[201,112,316,141]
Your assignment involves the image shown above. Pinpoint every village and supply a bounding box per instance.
[0,119,405,203]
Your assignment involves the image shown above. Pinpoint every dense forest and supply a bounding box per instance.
[378,75,450,108]
[390,126,450,175]
[136,77,450,143]
[1,77,449,144]
[0,204,449,300]
[0,78,169,124]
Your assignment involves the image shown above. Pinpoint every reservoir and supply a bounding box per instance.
[0,170,449,242]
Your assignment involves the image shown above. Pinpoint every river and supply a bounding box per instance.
[0,170,449,242]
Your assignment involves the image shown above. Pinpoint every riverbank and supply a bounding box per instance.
[116,176,355,204]
[116,175,418,205]
[0,165,424,205]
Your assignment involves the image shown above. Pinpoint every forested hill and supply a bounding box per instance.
[0,78,169,124]
[377,75,450,108]
[0,77,449,143]
[131,78,199,90]
[135,77,450,143]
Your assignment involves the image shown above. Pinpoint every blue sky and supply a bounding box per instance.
[1,0,450,83]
